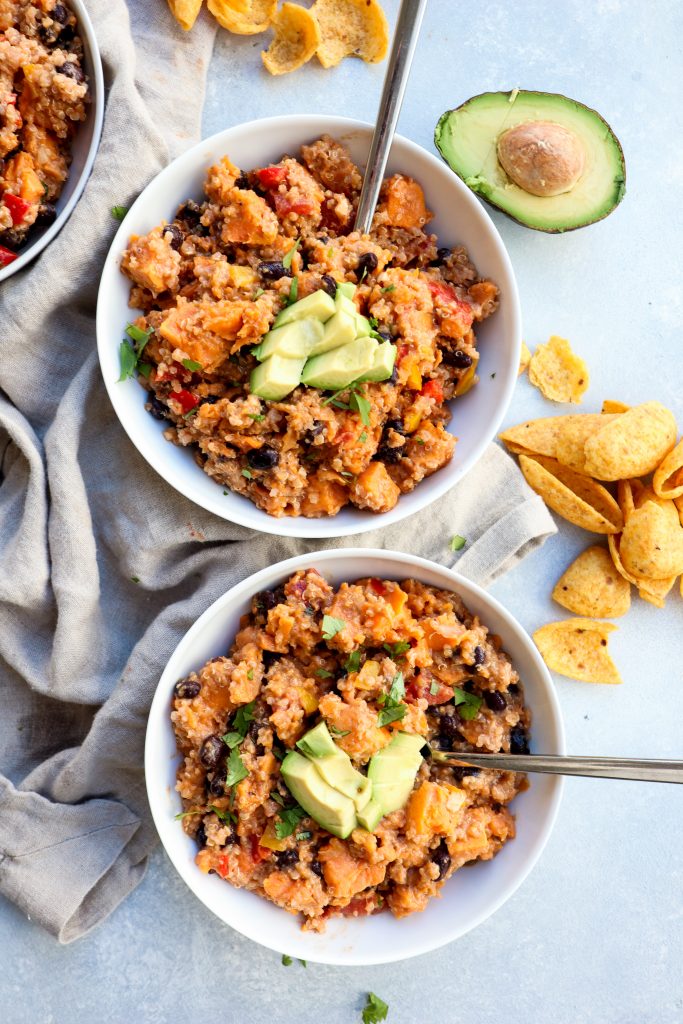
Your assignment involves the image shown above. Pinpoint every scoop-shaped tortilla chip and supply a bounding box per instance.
[533,618,622,685]
[552,546,630,618]
[583,401,677,481]
[518,341,531,376]
[528,335,589,404]
[519,454,623,534]
[501,414,617,472]
[167,0,204,30]
[652,438,683,500]
[676,495,683,529]
[311,0,389,68]
[208,0,276,34]
[262,3,321,74]
[608,534,675,609]
[619,500,683,580]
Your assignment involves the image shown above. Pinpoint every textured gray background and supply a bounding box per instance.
[2,0,682,1021]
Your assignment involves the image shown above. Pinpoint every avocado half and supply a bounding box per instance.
[434,90,626,232]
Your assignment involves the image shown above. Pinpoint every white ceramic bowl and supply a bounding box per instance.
[145,549,564,965]
[97,115,521,538]
[0,0,104,283]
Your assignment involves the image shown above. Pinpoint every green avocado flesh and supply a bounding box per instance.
[283,725,424,836]
[435,89,626,232]
[301,337,378,390]
[255,317,324,360]
[358,341,396,383]
[274,289,336,327]
[250,354,306,401]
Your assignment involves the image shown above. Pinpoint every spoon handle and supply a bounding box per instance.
[354,0,428,234]
[429,750,683,784]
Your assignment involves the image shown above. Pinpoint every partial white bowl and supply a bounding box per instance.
[145,549,564,966]
[0,0,104,283]
[97,115,521,538]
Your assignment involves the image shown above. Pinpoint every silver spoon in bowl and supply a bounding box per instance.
[354,0,428,234]
[428,748,683,784]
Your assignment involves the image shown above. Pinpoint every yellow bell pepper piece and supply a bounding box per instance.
[299,688,319,714]
[403,409,422,434]
[259,821,288,852]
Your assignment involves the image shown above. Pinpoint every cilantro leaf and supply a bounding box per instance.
[383,641,410,657]
[453,688,483,721]
[362,992,389,1024]
[174,808,203,820]
[250,413,266,422]
[221,731,243,748]
[125,323,152,349]
[296,830,312,841]
[344,650,362,674]
[254,288,265,299]
[271,791,285,806]
[329,725,351,737]
[210,805,237,826]
[349,389,371,427]
[274,804,307,839]
[286,276,298,306]
[242,468,253,479]
[281,954,293,966]
[429,681,440,696]
[233,701,256,735]
[450,535,467,552]
[359,431,367,443]
[387,672,405,705]
[381,284,396,293]
[322,615,346,641]
[111,205,128,221]
[282,239,300,269]
[377,672,406,727]
[117,341,137,382]
[225,747,249,788]
[315,668,333,679]
[377,705,407,727]
[182,358,202,372]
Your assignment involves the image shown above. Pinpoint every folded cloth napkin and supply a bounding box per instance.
[0,0,556,944]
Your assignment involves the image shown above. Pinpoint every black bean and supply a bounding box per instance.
[147,395,169,421]
[310,859,324,878]
[52,3,68,23]
[201,395,222,407]
[247,446,279,470]
[164,223,183,250]
[199,734,224,769]
[257,586,286,612]
[57,22,75,43]
[433,839,451,879]
[234,172,249,189]
[443,349,473,370]
[484,690,507,713]
[35,203,57,226]
[303,420,325,445]
[195,823,207,848]
[356,251,378,278]
[375,441,404,465]
[436,246,451,262]
[207,772,225,797]
[262,650,281,670]
[508,683,520,695]
[375,327,392,342]
[510,725,530,755]
[451,765,480,783]
[473,645,486,666]
[57,61,85,83]
[389,364,399,385]
[174,677,201,699]
[437,713,463,744]
[431,734,453,752]
[276,849,299,868]
[176,199,202,225]
[385,419,405,435]
[258,260,291,281]
[320,274,338,298]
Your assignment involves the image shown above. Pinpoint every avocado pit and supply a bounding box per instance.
[496,120,585,198]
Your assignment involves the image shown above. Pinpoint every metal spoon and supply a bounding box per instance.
[429,748,683,784]
[354,0,428,234]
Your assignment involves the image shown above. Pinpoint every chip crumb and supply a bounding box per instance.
[528,335,589,404]
[518,340,531,375]
[262,3,321,75]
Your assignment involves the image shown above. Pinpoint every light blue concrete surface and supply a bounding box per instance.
[2,1,682,1021]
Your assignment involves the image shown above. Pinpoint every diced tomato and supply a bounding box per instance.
[339,896,378,917]
[395,344,409,365]
[216,852,230,879]
[421,379,444,403]
[3,192,31,225]
[256,165,287,189]
[7,93,16,105]
[251,834,271,864]
[0,245,18,268]
[369,578,386,596]
[174,389,199,413]
[273,192,315,218]
[428,279,474,327]
[406,678,454,705]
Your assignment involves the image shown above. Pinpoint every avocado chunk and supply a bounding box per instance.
[356,797,384,833]
[435,89,626,232]
[301,337,378,391]
[274,289,336,328]
[336,281,356,299]
[281,751,357,839]
[255,318,324,361]
[307,309,357,357]
[335,293,358,319]
[367,732,425,818]
[357,341,396,383]
[250,354,305,401]
[296,722,372,812]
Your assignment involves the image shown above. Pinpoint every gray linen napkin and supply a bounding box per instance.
[0,0,555,943]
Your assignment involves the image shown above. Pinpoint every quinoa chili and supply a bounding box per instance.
[171,569,529,930]
[119,135,499,518]
[0,0,89,264]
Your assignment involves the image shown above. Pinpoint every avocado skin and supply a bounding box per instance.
[434,89,626,233]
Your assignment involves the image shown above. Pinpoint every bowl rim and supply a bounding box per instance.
[97,113,522,539]
[145,548,565,965]
[0,0,105,283]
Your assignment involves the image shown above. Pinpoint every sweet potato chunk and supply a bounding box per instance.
[382,174,431,228]
[350,461,400,513]
[405,781,466,838]
[318,838,386,899]
[219,188,279,246]
[121,226,181,297]
[205,155,241,204]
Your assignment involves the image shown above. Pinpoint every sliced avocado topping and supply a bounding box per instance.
[435,89,626,232]
[357,341,396,383]
[335,292,358,319]
[274,288,336,327]
[296,722,372,811]
[280,751,357,839]
[255,318,324,361]
[356,796,384,833]
[301,337,378,391]
[250,354,305,401]
[367,732,425,819]
[336,281,356,299]
[308,309,357,357]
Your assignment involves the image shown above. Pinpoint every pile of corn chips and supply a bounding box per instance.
[167,0,389,76]
[501,400,683,683]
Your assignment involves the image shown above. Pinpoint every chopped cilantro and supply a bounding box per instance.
[450,535,467,552]
[359,431,368,443]
[274,804,307,839]
[174,808,203,820]
[138,362,153,379]
[359,266,368,283]
[282,239,300,269]
[377,672,407,727]
[349,389,371,426]
[210,805,237,826]
[223,490,229,496]
[111,205,128,221]
[315,668,333,679]
[221,730,243,749]
[272,743,286,761]
[286,276,299,306]
[250,413,266,422]
[453,688,483,721]
[368,316,379,330]
[225,747,249,788]
[362,992,389,1023]
[125,323,152,348]
[296,830,312,841]
[242,468,253,479]
[281,954,293,967]
[117,341,137,382]
[233,701,256,734]
[329,725,351,737]
[429,681,440,696]
[387,671,405,705]
[247,669,254,680]
[118,324,153,382]
[383,641,410,657]
[299,959,307,967]
[130,575,140,584]
[322,615,346,640]
[270,791,285,806]
[490,372,496,379]
[381,284,396,293]
[182,358,202,372]
[254,288,265,299]
[340,470,353,478]
[344,650,362,674]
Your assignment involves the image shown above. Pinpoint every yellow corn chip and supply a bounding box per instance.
[620,500,683,580]
[518,341,531,376]
[519,454,623,534]
[583,401,677,481]
[208,0,276,34]
[552,546,630,618]
[500,414,617,472]
[676,495,683,528]
[311,0,389,68]
[607,534,675,609]
[262,3,321,74]
[167,0,203,30]
[528,335,589,404]
[652,438,683,500]
[601,399,630,414]
[533,618,622,685]
[616,478,644,521]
